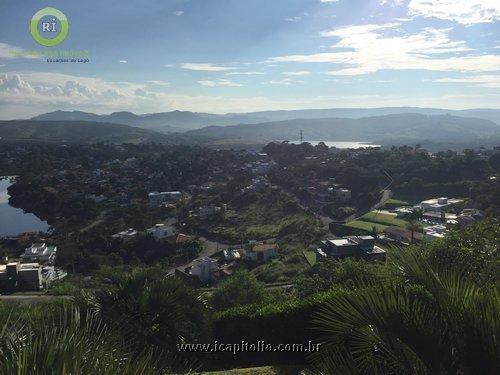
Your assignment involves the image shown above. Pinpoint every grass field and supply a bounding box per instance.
[361,212,408,228]
[382,198,410,209]
[303,250,317,266]
[344,220,388,232]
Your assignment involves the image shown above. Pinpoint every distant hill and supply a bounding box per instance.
[0,120,169,144]
[31,107,500,133]
[31,110,269,133]
[185,114,500,149]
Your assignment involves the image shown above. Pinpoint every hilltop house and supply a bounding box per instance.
[21,243,57,264]
[420,197,463,212]
[318,236,386,261]
[423,224,448,241]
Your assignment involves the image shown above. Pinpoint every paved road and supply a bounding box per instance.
[166,237,234,275]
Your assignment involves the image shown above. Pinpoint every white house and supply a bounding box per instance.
[21,243,57,264]
[148,191,182,206]
[423,224,448,241]
[146,224,177,241]
[420,197,463,212]
[190,257,219,282]
[111,228,138,241]
[0,262,43,291]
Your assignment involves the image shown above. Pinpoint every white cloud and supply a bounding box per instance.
[147,80,170,87]
[270,23,500,76]
[408,0,500,24]
[181,63,236,71]
[173,11,184,16]
[119,60,127,64]
[198,79,242,87]
[225,71,264,75]
[282,71,311,76]
[285,16,302,22]
[320,0,340,3]
[264,78,304,85]
[435,75,500,88]
[380,0,404,5]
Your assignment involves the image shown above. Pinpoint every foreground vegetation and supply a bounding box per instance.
[0,220,497,373]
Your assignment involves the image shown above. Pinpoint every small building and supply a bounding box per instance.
[420,197,463,212]
[423,224,447,241]
[21,243,57,264]
[146,224,177,241]
[148,191,182,206]
[383,226,423,244]
[190,257,219,282]
[223,248,244,260]
[111,228,138,241]
[0,262,43,292]
[318,236,386,261]
[246,243,278,262]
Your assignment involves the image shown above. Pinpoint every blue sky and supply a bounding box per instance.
[0,0,499,118]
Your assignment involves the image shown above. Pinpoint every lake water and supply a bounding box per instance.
[0,177,50,237]
[285,140,381,149]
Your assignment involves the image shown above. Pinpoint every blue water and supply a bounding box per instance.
[0,177,50,237]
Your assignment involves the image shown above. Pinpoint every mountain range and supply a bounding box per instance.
[31,107,500,133]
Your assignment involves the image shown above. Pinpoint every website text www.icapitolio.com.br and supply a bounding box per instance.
[177,340,321,355]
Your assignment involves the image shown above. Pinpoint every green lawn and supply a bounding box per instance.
[344,220,388,232]
[382,198,409,209]
[361,212,408,228]
[303,250,317,266]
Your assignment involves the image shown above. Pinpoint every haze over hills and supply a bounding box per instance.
[0,120,170,144]
[185,114,500,150]
[31,107,500,134]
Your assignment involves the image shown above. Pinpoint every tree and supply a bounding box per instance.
[0,306,158,374]
[211,270,266,310]
[79,268,211,369]
[308,248,499,374]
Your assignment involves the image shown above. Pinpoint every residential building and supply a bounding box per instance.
[148,191,182,206]
[423,224,448,241]
[383,226,423,244]
[21,243,57,264]
[0,262,43,292]
[146,224,177,241]
[111,228,138,241]
[318,236,386,261]
[223,248,244,260]
[420,197,463,212]
[246,243,278,262]
[190,257,219,282]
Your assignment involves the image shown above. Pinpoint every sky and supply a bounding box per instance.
[0,0,499,119]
